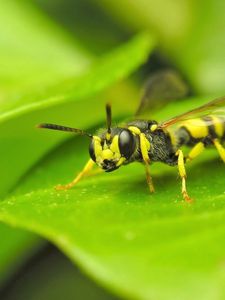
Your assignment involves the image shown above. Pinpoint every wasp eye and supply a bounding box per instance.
[119,130,136,159]
[89,140,96,162]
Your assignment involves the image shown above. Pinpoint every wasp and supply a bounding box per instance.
[38,76,225,202]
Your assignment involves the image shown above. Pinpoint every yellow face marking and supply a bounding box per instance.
[116,157,126,167]
[93,135,125,166]
[106,132,111,141]
[110,135,119,153]
[93,136,102,158]
[128,126,141,135]
[181,118,208,139]
[102,149,114,160]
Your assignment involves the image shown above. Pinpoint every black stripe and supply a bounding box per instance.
[178,126,201,146]
[202,116,217,139]
[218,117,225,140]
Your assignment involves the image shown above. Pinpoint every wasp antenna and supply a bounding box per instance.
[106,103,112,134]
[37,123,92,138]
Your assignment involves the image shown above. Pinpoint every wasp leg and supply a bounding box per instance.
[55,159,95,191]
[128,126,155,192]
[85,168,104,177]
[176,149,192,202]
[144,163,155,193]
[140,132,155,193]
[186,142,205,162]
[213,139,225,163]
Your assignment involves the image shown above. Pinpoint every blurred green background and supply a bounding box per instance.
[0,0,225,299]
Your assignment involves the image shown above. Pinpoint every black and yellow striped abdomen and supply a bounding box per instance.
[175,115,225,147]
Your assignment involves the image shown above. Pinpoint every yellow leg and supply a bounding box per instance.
[140,133,155,193]
[84,168,104,177]
[213,139,225,163]
[176,149,192,202]
[186,142,205,162]
[55,159,95,191]
[145,163,155,193]
[129,126,155,193]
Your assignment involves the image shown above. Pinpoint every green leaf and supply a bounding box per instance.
[0,0,90,95]
[0,1,91,283]
[33,0,129,55]
[0,32,154,196]
[0,97,224,300]
[0,32,154,119]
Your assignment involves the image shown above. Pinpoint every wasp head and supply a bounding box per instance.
[37,103,137,172]
[89,127,136,172]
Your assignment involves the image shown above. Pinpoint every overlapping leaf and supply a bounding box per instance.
[0,32,154,197]
[0,1,154,289]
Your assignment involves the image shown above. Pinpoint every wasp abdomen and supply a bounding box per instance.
[176,116,225,147]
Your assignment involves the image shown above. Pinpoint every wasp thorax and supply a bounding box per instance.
[89,129,136,172]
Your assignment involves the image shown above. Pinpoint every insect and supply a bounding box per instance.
[37,75,225,202]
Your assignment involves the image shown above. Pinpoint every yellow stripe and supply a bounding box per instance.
[210,116,224,137]
[181,118,208,139]
[167,131,177,148]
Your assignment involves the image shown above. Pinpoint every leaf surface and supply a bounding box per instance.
[0,0,91,283]
[0,97,224,300]
[0,0,90,95]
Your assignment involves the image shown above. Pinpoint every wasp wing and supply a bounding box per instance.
[135,69,189,117]
[158,96,225,129]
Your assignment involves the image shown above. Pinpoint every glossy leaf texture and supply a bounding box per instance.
[0,98,225,300]
[0,0,92,284]
[0,0,90,96]
[0,2,154,289]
